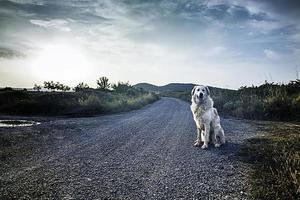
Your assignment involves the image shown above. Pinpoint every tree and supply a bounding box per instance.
[111,81,132,93]
[33,84,42,91]
[44,81,56,91]
[55,82,63,91]
[97,76,110,91]
[43,81,70,92]
[62,85,70,92]
[55,82,70,91]
[74,82,89,92]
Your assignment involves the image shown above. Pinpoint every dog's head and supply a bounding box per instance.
[191,85,210,103]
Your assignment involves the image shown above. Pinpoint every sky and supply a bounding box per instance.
[0,0,300,89]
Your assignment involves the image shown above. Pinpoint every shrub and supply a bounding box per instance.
[74,82,89,92]
[112,82,132,93]
[163,79,300,121]
[33,84,42,91]
[97,77,110,91]
[0,85,159,116]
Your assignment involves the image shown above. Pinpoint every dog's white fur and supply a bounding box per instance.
[190,85,225,149]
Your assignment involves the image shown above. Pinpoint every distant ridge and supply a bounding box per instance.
[134,83,236,93]
[134,83,195,92]
[134,83,161,92]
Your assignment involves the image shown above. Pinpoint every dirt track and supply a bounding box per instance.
[0,97,259,199]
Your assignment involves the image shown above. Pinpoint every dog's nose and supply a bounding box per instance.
[199,93,203,98]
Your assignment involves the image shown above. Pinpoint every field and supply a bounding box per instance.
[0,88,159,116]
[238,121,300,199]
[161,80,300,122]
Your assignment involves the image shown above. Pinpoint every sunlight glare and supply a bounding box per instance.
[31,44,92,85]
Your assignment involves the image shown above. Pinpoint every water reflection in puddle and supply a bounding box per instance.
[0,120,41,127]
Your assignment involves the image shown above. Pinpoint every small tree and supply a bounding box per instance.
[55,82,63,91]
[55,82,70,91]
[97,76,110,91]
[44,81,56,91]
[111,81,132,93]
[43,81,49,90]
[62,85,70,92]
[43,81,70,92]
[74,82,89,92]
[33,84,42,91]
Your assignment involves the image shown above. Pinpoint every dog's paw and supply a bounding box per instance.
[201,144,208,149]
[194,140,201,147]
[215,143,221,148]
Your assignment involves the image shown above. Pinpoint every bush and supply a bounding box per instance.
[0,87,159,116]
[74,82,89,92]
[163,79,300,121]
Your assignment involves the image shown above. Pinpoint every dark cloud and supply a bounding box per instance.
[253,0,300,18]
[0,47,25,58]
[0,0,110,22]
[0,0,298,87]
[0,0,298,53]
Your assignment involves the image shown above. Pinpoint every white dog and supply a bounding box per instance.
[190,85,225,149]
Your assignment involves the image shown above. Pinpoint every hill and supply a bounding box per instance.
[134,83,160,92]
[134,83,195,92]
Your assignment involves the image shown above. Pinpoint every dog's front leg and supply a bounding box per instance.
[194,128,202,146]
[201,123,210,149]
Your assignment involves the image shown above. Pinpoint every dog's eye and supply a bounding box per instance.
[197,89,200,91]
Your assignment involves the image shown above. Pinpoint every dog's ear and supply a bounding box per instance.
[205,86,210,96]
[191,86,196,95]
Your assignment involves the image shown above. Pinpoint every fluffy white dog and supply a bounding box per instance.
[190,85,225,149]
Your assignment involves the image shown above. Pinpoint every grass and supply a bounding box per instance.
[238,122,300,199]
[0,89,159,116]
[162,80,300,121]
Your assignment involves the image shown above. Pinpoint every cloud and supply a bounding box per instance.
[205,46,227,56]
[248,19,287,33]
[0,47,25,59]
[8,0,45,5]
[0,0,299,87]
[264,49,281,60]
[252,0,300,19]
[30,19,71,32]
[291,33,300,42]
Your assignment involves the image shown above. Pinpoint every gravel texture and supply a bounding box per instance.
[0,97,260,199]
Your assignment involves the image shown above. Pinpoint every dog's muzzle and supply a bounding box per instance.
[199,93,204,99]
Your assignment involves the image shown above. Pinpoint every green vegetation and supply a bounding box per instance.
[159,80,300,199]
[96,76,110,91]
[162,80,300,121]
[74,82,90,92]
[238,122,300,199]
[43,81,71,91]
[33,84,42,91]
[0,78,159,116]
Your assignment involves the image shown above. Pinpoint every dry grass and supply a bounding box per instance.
[238,122,300,199]
[162,80,300,121]
[0,89,159,116]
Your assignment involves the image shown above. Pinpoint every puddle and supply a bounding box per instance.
[0,120,41,127]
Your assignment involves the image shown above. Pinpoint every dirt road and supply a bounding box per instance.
[0,97,259,199]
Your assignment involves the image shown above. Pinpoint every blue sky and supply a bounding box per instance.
[0,0,300,89]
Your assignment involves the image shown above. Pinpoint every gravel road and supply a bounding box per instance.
[0,97,259,199]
